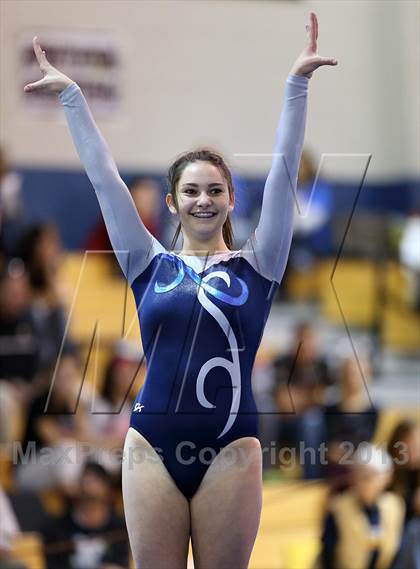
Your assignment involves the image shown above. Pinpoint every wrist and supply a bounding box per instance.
[287,73,310,86]
[289,68,311,79]
[58,78,75,94]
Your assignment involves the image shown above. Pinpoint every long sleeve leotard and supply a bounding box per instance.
[60,74,308,499]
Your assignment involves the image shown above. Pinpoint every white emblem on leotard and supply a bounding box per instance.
[196,271,243,438]
[154,255,249,439]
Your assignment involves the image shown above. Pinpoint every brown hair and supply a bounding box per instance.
[387,419,418,465]
[167,149,235,251]
[387,418,420,497]
[0,145,9,180]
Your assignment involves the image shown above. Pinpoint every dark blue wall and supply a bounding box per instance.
[17,167,420,250]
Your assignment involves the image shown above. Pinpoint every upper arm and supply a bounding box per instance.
[91,171,166,284]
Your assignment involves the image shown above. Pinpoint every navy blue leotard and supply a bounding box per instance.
[60,74,309,499]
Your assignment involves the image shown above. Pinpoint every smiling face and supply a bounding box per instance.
[166,160,234,251]
[353,464,392,505]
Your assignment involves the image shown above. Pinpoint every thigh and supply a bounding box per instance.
[190,437,262,569]
[122,427,190,569]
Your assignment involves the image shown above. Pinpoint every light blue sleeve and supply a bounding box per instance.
[59,83,165,285]
[241,74,309,284]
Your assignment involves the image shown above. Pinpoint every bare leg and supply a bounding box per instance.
[122,427,191,568]
[190,437,262,569]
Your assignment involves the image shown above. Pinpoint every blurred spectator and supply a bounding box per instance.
[0,485,27,569]
[259,322,333,478]
[16,223,74,372]
[0,146,26,260]
[16,352,89,492]
[130,178,162,238]
[16,353,121,493]
[86,177,163,259]
[318,445,405,569]
[322,355,379,485]
[276,148,334,301]
[230,174,254,249]
[17,222,67,305]
[399,211,420,311]
[0,262,40,444]
[98,340,142,444]
[391,487,420,569]
[387,419,420,525]
[93,339,143,476]
[0,232,76,444]
[0,261,39,386]
[42,461,129,569]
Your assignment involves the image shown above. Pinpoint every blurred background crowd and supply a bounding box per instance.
[0,1,419,568]
[0,140,418,568]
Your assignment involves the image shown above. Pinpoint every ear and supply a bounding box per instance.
[228,193,235,213]
[166,193,178,215]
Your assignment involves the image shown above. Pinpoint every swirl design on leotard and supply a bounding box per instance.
[154,253,249,438]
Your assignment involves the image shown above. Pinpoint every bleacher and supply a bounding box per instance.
[287,258,420,352]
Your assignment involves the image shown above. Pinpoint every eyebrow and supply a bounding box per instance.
[181,183,224,188]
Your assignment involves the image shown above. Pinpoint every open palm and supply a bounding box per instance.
[24,36,73,94]
[290,12,337,78]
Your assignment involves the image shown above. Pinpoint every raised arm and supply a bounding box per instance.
[243,13,337,284]
[24,37,164,285]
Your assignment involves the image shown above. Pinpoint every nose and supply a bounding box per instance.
[196,191,212,208]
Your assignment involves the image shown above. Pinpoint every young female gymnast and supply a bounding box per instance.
[25,12,337,568]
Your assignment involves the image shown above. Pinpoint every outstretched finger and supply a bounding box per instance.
[305,18,316,53]
[305,25,313,51]
[316,56,338,68]
[33,36,50,68]
[24,77,47,92]
[308,12,317,52]
[311,12,318,42]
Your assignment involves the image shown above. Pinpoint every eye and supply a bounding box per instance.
[211,188,223,194]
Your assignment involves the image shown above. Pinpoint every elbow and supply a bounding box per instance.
[88,163,118,192]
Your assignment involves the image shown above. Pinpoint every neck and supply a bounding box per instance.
[74,502,110,527]
[180,233,230,256]
[341,391,370,410]
[355,491,377,508]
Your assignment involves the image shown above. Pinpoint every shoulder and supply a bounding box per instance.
[129,238,168,285]
[380,491,406,512]
[239,232,281,284]
[329,490,356,511]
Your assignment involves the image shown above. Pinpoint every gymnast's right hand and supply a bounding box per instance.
[24,36,74,94]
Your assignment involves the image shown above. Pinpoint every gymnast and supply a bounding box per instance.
[25,12,337,568]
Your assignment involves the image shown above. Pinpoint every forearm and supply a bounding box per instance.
[263,73,308,226]
[59,84,158,283]
[59,84,123,192]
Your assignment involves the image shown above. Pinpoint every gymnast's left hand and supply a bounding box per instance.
[290,12,337,79]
